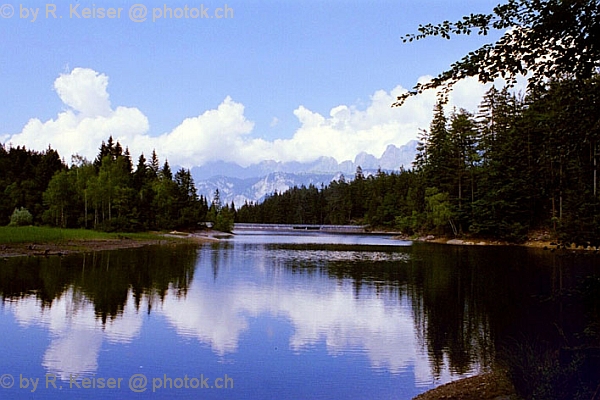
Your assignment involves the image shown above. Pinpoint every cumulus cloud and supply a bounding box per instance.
[54,68,112,117]
[152,96,255,167]
[7,68,149,162]
[5,68,518,168]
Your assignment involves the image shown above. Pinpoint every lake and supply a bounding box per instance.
[1,230,598,399]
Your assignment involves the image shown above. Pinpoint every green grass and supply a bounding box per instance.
[0,226,164,244]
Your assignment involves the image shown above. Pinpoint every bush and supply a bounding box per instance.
[9,207,33,227]
[213,211,234,233]
[395,211,423,235]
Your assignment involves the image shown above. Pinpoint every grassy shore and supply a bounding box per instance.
[0,226,204,257]
[0,226,161,244]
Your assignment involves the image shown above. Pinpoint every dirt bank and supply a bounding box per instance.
[405,236,600,252]
[393,230,568,251]
[413,371,520,400]
[0,232,219,258]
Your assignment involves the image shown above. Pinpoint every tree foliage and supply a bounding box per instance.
[0,144,64,225]
[207,189,234,232]
[239,75,600,246]
[9,207,33,226]
[2,83,600,247]
[1,137,209,232]
[394,0,600,105]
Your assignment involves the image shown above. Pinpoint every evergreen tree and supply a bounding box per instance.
[132,153,155,230]
[207,189,233,232]
[160,160,172,181]
[149,150,160,178]
[174,168,200,229]
[152,166,178,230]
[123,147,133,174]
[447,108,478,232]
[133,154,147,191]
[422,101,453,193]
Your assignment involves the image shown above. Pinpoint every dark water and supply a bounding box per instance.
[0,232,598,399]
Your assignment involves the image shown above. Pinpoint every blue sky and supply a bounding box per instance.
[0,0,508,168]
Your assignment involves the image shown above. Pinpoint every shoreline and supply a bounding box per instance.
[411,236,599,251]
[409,235,555,249]
[412,370,520,400]
[392,231,596,251]
[2,227,591,258]
[371,227,559,249]
[0,231,221,258]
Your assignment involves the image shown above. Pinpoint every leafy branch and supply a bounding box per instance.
[394,0,600,106]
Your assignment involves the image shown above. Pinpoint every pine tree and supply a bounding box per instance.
[94,140,109,169]
[174,168,200,229]
[149,149,159,178]
[471,89,530,240]
[421,100,454,195]
[133,154,147,191]
[160,160,172,181]
[448,108,478,232]
[123,147,133,174]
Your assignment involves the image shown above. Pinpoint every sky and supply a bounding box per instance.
[0,0,513,169]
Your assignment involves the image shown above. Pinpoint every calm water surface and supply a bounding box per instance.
[1,231,598,399]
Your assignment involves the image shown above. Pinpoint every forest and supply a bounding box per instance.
[1,76,599,245]
[0,136,235,232]
[237,76,600,246]
[1,76,599,244]
[2,1,599,246]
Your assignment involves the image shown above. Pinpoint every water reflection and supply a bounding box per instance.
[1,234,597,399]
[0,245,198,380]
[160,261,431,379]
[158,240,488,386]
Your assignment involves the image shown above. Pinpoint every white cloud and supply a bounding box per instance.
[153,96,255,167]
[4,68,524,168]
[7,68,149,162]
[7,289,147,380]
[54,68,112,117]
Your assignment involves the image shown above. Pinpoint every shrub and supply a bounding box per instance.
[9,207,33,227]
[213,211,234,233]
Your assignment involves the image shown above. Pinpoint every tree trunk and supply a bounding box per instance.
[593,141,597,197]
[552,196,556,231]
[84,190,88,228]
[559,162,563,220]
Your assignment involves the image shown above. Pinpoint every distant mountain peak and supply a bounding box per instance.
[192,141,418,206]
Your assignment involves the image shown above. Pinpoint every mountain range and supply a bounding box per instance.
[191,140,418,206]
